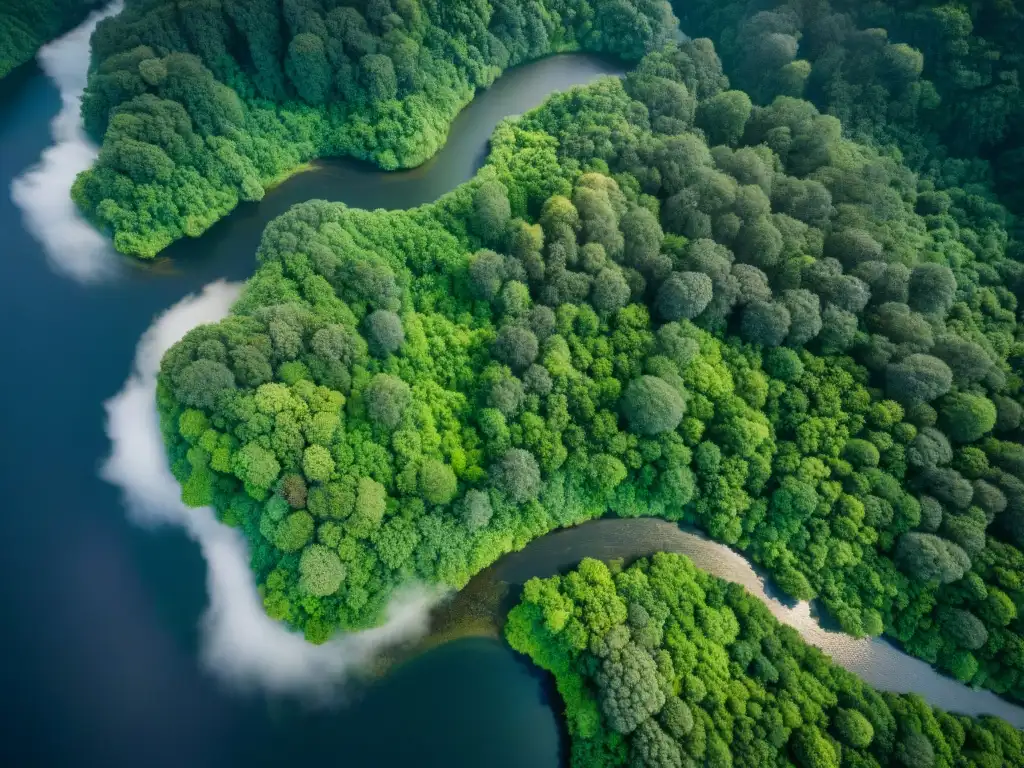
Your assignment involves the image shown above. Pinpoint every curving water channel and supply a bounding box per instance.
[0,8,1020,768]
[466,519,1024,727]
[0,19,618,766]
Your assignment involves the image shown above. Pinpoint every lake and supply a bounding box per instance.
[0,37,620,768]
[0,12,1020,768]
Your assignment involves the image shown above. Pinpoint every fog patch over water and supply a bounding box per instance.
[10,1,123,283]
[101,281,441,697]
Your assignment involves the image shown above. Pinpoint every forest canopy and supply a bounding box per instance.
[0,0,103,79]
[672,0,1024,231]
[71,0,677,257]
[506,554,1024,768]
[156,35,1024,703]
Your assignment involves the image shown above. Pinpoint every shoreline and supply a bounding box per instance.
[261,161,318,192]
[365,517,1024,728]
[84,50,624,261]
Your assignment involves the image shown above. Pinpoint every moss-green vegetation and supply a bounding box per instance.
[507,554,1024,767]
[672,0,1024,225]
[71,0,677,257]
[155,33,1024,699]
[0,0,103,79]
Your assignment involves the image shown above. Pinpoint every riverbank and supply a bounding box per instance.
[76,29,627,260]
[0,35,616,764]
[508,553,1024,767]
[380,517,1024,728]
[261,162,317,193]
[6,6,1022,764]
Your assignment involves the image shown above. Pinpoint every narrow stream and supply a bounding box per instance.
[469,518,1024,727]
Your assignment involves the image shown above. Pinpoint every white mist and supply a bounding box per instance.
[101,282,442,697]
[11,1,123,283]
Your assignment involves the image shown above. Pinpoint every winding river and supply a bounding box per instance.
[448,519,1024,727]
[0,31,618,768]
[0,10,1020,768]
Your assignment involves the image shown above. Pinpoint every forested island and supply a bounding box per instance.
[71,0,676,257]
[147,6,1024,706]
[507,554,1024,767]
[5,0,1024,761]
[0,0,104,79]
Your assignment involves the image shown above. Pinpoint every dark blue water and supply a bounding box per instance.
[4,23,1023,768]
[0,53,622,768]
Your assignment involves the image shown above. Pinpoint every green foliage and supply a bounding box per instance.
[763,347,802,382]
[153,35,1024,701]
[364,310,404,358]
[895,532,970,585]
[285,32,330,105]
[275,510,314,553]
[492,448,542,503]
[473,179,513,246]
[506,555,1024,768]
[896,728,935,768]
[741,300,790,347]
[696,89,752,146]
[673,0,1024,220]
[302,445,335,484]
[0,0,102,79]
[907,427,952,470]
[886,355,953,405]
[492,325,539,372]
[174,359,236,410]
[940,607,989,652]
[656,272,713,321]
[621,376,686,436]
[907,264,956,318]
[658,697,692,739]
[232,442,280,495]
[793,727,839,768]
[351,477,387,538]
[74,0,679,257]
[298,543,344,597]
[364,373,411,430]
[939,393,997,444]
[419,459,457,505]
[459,488,493,532]
[834,708,874,748]
[595,635,665,734]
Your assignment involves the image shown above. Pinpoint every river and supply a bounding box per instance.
[0,23,620,768]
[0,10,1020,768]
[463,519,1024,727]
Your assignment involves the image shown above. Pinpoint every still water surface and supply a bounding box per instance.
[482,519,1024,727]
[0,19,1021,768]
[0,47,619,768]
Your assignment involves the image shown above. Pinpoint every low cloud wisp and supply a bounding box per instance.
[11,1,123,283]
[101,281,440,697]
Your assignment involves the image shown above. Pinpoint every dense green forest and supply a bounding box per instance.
[672,0,1024,227]
[156,33,1024,701]
[507,554,1024,767]
[71,0,676,257]
[0,0,103,78]
[72,0,1024,260]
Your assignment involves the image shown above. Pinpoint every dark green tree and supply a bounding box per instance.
[622,376,686,436]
